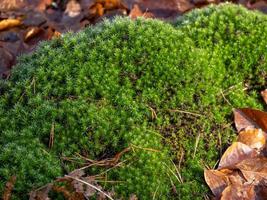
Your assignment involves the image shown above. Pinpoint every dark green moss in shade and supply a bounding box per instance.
[0,3,266,199]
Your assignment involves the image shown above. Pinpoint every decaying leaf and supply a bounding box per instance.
[238,128,266,150]
[2,176,16,200]
[234,108,267,133]
[89,0,128,17]
[236,157,267,184]
[177,0,195,13]
[220,183,255,200]
[218,142,258,169]
[129,4,154,19]
[261,89,267,105]
[29,184,52,200]
[0,19,21,31]
[37,0,53,11]
[205,104,267,199]
[65,0,81,18]
[0,0,25,10]
[204,169,230,196]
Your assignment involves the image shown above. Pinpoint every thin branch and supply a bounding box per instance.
[168,109,203,117]
[65,175,114,200]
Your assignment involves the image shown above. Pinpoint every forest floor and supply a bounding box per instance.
[1,0,267,78]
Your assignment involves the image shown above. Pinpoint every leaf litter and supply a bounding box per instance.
[205,89,267,200]
[2,0,267,78]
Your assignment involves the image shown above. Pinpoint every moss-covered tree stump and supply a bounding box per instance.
[0,3,266,199]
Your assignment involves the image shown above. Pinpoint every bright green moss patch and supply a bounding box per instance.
[0,3,266,199]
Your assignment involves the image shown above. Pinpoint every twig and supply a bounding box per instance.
[178,150,184,170]
[76,147,131,167]
[220,89,232,106]
[65,175,114,200]
[164,163,182,184]
[167,109,203,117]
[49,122,55,149]
[152,185,160,200]
[148,105,157,120]
[171,160,183,183]
[193,133,201,159]
[130,144,161,153]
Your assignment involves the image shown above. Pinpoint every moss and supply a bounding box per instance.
[0,3,266,199]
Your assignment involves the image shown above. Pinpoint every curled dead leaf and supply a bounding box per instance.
[0,19,21,31]
[221,183,255,200]
[65,0,81,18]
[236,157,267,184]
[204,169,230,196]
[37,0,53,11]
[204,168,246,198]
[234,108,267,133]
[89,0,127,17]
[129,4,154,19]
[238,128,266,150]
[218,142,258,169]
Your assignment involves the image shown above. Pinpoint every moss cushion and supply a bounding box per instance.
[0,3,266,199]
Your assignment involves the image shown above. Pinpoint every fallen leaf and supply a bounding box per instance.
[37,0,53,11]
[90,2,105,16]
[0,0,25,10]
[0,19,21,31]
[204,169,230,196]
[261,89,267,105]
[2,176,16,200]
[238,128,266,150]
[177,0,195,13]
[53,31,61,38]
[236,157,267,184]
[29,184,52,200]
[218,142,258,169]
[89,0,128,19]
[65,0,81,18]
[234,108,267,133]
[129,4,154,19]
[221,183,256,200]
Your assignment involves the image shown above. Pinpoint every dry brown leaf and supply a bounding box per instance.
[2,176,16,200]
[176,0,195,13]
[204,168,246,197]
[204,169,230,196]
[261,89,267,105]
[37,0,53,11]
[53,31,61,38]
[238,128,266,150]
[221,183,256,200]
[129,4,154,19]
[89,2,105,16]
[218,142,258,169]
[236,157,267,184]
[0,0,26,10]
[65,0,81,18]
[0,19,21,31]
[234,108,267,133]
[89,0,127,17]
[29,184,52,200]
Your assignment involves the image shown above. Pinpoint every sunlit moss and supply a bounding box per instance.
[0,3,266,199]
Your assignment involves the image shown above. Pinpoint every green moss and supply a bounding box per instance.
[0,3,266,199]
